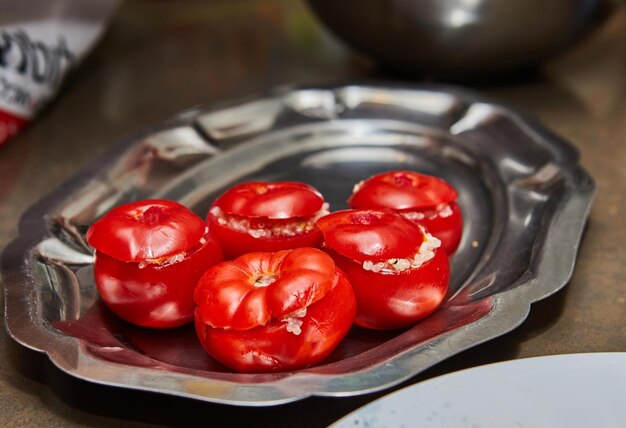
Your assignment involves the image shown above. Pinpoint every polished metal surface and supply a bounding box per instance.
[307,0,614,78]
[2,85,594,405]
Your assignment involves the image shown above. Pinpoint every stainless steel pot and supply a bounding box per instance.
[307,0,615,79]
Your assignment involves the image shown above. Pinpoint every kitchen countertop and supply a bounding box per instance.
[1,1,625,426]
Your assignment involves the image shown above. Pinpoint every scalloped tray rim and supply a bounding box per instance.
[2,83,596,406]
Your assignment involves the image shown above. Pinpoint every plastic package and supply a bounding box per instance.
[0,0,119,148]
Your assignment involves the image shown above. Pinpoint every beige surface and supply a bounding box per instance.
[1,1,625,426]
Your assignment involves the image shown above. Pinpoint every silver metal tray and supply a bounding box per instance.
[2,85,595,406]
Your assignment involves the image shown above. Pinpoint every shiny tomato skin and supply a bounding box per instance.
[195,269,355,373]
[214,181,324,219]
[326,247,449,330]
[194,247,336,330]
[86,199,207,263]
[193,247,356,372]
[316,209,425,262]
[348,171,463,255]
[93,232,223,329]
[348,170,457,210]
[207,215,323,260]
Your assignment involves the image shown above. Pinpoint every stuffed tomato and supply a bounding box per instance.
[349,170,463,255]
[86,199,223,328]
[207,181,329,259]
[194,247,356,373]
[317,209,449,330]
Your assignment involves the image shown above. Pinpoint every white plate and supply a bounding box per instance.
[331,353,626,428]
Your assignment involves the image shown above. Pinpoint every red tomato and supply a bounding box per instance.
[87,199,207,262]
[317,209,449,330]
[194,247,356,372]
[348,171,463,254]
[207,181,328,259]
[316,209,424,261]
[87,199,223,328]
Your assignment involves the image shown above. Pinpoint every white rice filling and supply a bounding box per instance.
[362,229,441,273]
[210,203,330,238]
[352,180,365,194]
[282,307,307,336]
[402,203,453,221]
